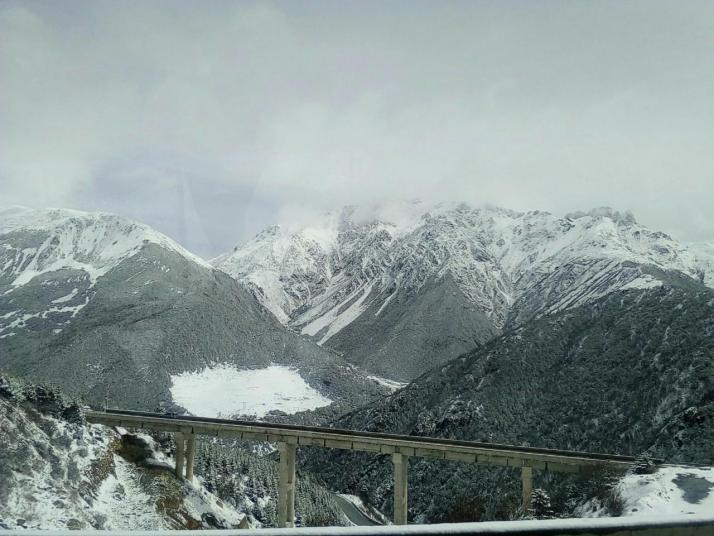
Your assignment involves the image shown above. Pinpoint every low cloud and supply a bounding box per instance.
[1,0,713,256]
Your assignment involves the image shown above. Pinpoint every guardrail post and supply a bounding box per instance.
[278,442,297,528]
[392,453,408,525]
[185,432,196,481]
[521,466,533,513]
[175,432,185,479]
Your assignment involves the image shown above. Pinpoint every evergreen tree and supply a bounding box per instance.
[530,488,555,519]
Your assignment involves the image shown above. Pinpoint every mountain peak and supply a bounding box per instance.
[1,206,212,289]
[214,202,712,379]
[565,206,637,225]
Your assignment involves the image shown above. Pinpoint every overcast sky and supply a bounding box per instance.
[1,0,713,257]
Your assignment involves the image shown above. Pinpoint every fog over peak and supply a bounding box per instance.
[1,0,713,257]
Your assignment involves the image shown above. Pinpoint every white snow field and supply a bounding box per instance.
[578,465,714,519]
[616,466,714,517]
[170,364,332,418]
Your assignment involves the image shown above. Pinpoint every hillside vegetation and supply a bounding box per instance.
[302,287,714,522]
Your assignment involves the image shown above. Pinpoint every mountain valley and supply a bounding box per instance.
[1,203,713,528]
[301,286,714,522]
[0,207,387,411]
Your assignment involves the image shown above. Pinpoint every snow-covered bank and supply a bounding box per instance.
[0,386,245,530]
[616,466,714,517]
[170,364,332,418]
[578,465,714,519]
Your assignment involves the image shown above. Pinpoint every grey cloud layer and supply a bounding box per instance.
[1,0,713,256]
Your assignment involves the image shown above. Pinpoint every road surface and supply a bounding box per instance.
[332,494,381,526]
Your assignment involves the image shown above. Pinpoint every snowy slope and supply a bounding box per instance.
[0,206,389,411]
[213,202,712,378]
[0,376,352,530]
[0,385,245,530]
[0,206,211,340]
[689,241,714,287]
[211,202,428,327]
[0,206,211,283]
[578,466,714,518]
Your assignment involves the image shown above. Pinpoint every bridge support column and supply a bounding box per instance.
[521,466,533,514]
[278,443,296,528]
[185,433,196,481]
[392,453,408,525]
[175,433,185,479]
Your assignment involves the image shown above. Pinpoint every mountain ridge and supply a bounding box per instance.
[0,207,388,411]
[213,202,714,379]
[301,285,714,522]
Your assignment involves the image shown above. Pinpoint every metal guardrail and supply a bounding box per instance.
[2,514,713,535]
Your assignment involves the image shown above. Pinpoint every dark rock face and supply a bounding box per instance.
[302,287,714,522]
[118,434,154,465]
[672,473,714,504]
[324,275,498,379]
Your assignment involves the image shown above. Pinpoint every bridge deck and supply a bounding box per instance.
[85,408,643,528]
[85,409,636,472]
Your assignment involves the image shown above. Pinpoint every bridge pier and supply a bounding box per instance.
[175,432,185,478]
[393,453,408,525]
[185,432,196,481]
[521,466,533,513]
[278,442,297,528]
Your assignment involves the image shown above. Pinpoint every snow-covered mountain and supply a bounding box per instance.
[0,206,388,411]
[689,241,714,288]
[302,287,714,522]
[213,202,714,379]
[0,206,210,339]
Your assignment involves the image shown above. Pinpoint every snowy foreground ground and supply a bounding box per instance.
[0,396,245,530]
[170,365,333,418]
[616,466,714,517]
[578,465,714,518]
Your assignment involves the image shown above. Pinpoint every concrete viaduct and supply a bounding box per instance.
[85,409,639,529]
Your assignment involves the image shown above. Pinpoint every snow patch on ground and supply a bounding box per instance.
[367,375,407,392]
[170,364,332,418]
[617,466,714,517]
[50,288,79,304]
[579,465,714,519]
[301,281,376,345]
[94,455,168,530]
[621,276,663,290]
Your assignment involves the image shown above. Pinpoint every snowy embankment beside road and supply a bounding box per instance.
[170,364,332,418]
[579,465,714,518]
[617,466,714,517]
[0,391,245,530]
